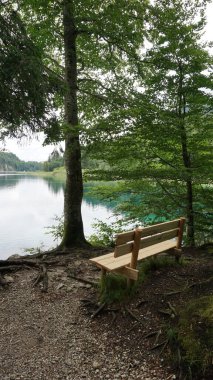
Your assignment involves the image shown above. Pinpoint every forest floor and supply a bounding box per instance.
[0,246,212,380]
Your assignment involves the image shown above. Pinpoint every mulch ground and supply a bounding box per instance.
[0,247,212,380]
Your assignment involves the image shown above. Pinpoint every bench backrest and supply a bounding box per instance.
[114,218,185,258]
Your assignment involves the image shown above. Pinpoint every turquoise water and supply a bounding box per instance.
[0,174,114,259]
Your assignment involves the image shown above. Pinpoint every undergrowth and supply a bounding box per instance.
[167,295,213,380]
[99,255,184,305]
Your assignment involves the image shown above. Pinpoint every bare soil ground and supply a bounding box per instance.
[0,247,212,380]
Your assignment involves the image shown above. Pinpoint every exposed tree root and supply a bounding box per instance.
[124,305,144,324]
[0,259,39,267]
[153,329,162,346]
[163,276,213,297]
[167,301,177,317]
[136,300,148,308]
[111,311,117,325]
[33,264,48,292]
[150,339,168,351]
[158,304,177,319]
[0,274,7,287]
[0,265,22,272]
[125,322,139,334]
[67,272,98,287]
[158,309,173,317]
[143,330,160,339]
[91,303,106,319]
[188,276,213,288]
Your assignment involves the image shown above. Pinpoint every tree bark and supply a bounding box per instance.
[60,0,88,248]
[178,62,195,247]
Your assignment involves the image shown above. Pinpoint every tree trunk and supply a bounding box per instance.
[60,0,88,248]
[178,62,195,247]
[180,120,195,247]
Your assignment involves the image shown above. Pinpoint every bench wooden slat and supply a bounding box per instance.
[90,251,114,263]
[114,242,133,258]
[140,219,180,238]
[90,251,131,269]
[115,230,135,246]
[140,228,178,249]
[114,267,139,281]
[138,240,176,261]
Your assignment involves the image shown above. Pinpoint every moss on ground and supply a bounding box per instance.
[176,295,213,379]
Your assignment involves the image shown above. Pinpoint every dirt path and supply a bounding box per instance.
[0,248,212,380]
[0,256,174,380]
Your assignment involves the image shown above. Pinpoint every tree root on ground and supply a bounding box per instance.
[136,299,148,308]
[0,274,7,287]
[143,330,161,339]
[124,305,143,323]
[163,276,213,297]
[33,264,48,292]
[91,303,106,319]
[67,272,98,287]
[0,259,39,267]
[158,301,177,319]
[150,339,168,352]
[0,265,22,272]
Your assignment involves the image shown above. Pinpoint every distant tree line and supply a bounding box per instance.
[0,152,42,171]
[0,148,107,173]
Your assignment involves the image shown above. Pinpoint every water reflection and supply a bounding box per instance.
[0,174,27,189]
[0,174,115,259]
[0,174,113,208]
[45,178,65,195]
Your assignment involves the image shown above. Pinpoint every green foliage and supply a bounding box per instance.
[24,243,45,255]
[81,148,109,171]
[45,215,64,243]
[88,221,123,247]
[87,0,213,246]
[0,3,61,138]
[43,148,64,172]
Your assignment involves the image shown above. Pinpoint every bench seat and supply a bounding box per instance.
[90,239,177,272]
[89,218,185,282]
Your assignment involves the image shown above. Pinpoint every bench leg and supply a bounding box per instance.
[101,268,107,280]
[174,248,182,263]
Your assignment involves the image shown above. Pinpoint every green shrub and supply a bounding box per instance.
[88,221,124,247]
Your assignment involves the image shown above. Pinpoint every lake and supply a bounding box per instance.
[0,174,114,259]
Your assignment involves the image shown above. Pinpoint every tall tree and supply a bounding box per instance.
[87,0,213,247]
[143,0,213,246]
[18,0,148,248]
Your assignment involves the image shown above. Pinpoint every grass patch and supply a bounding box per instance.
[99,273,133,304]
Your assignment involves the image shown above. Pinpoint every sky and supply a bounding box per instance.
[0,3,212,162]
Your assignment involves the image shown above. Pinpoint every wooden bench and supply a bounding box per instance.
[90,218,185,282]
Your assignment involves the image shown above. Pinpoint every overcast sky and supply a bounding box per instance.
[1,3,212,162]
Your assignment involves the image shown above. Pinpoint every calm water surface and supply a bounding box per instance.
[0,174,114,259]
